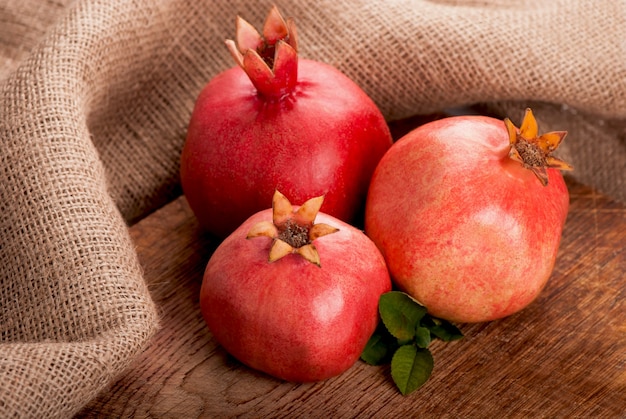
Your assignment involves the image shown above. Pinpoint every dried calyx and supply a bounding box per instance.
[247,190,339,267]
[225,6,298,99]
[504,108,573,186]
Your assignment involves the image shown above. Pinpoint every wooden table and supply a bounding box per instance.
[77,129,626,418]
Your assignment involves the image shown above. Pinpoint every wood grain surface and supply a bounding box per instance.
[75,175,626,418]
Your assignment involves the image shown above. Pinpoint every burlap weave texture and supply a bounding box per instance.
[1,0,624,417]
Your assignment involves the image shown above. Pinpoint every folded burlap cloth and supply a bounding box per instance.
[1,0,624,416]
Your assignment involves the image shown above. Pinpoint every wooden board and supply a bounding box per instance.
[76,176,626,418]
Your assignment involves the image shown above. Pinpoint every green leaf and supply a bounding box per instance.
[379,291,427,341]
[425,317,464,342]
[361,291,464,396]
[390,345,434,396]
[414,326,432,348]
[361,323,399,365]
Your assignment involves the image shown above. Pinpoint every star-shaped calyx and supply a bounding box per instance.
[504,108,573,186]
[225,5,298,99]
[247,190,339,267]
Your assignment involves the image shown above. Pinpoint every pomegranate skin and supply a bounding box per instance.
[200,209,391,382]
[365,115,570,323]
[180,59,392,238]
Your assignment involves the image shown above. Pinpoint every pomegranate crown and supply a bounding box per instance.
[504,108,573,186]
[225,6,299,99]
[247,190,339,267]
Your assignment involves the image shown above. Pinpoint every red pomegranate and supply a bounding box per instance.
[200,190,392,382]
[180,6,392,237]
[365,109,572,323]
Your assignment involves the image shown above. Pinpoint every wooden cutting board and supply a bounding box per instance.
[77,119,626,417]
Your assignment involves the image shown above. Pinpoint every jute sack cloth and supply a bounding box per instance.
[1,0,624,417]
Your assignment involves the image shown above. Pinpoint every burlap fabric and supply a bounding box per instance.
[1,0,624,417]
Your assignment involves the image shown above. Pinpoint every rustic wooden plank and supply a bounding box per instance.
[76,178,625,418]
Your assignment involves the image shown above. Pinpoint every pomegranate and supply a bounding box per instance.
[200,190,391,382]
[365,109,572,323]
[180,6,392,238]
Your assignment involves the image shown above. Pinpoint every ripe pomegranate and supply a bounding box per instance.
[365,109,572,323]
[200,191,392,382]
[180,6,392,238]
